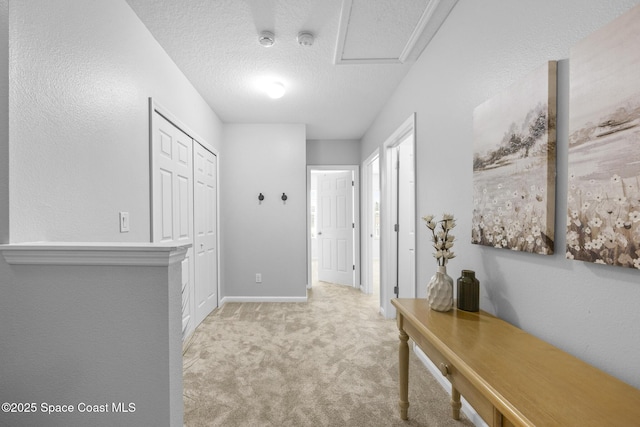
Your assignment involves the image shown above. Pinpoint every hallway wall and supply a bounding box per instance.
[0,0,7,244]
[360,0,640,389]
[8,0,223,243]
[221,124,307,299]
[307,139,360,165]
[1,1,225,426]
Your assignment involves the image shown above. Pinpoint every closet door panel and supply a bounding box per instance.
[152,111,194,339]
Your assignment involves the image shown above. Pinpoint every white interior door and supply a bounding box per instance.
[381,113,415,318]
[389,148,399,297]
[362,152,380,295]
[397,137,416,298]
[194,142,218,325]
[317,171,354,285]
[152,111,194,339]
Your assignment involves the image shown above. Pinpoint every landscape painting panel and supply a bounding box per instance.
[472,62,557,254]
[567,4,640,269]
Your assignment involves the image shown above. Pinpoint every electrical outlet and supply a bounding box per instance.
[255,273,262,283]
[119,212,130,233]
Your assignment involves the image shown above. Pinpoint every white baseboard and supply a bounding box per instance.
[413,344,488,427]
[220,296,308,305]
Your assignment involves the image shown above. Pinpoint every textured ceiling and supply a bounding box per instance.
[126,0,457,140]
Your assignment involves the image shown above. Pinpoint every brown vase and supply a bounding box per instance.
[457,270,479,312]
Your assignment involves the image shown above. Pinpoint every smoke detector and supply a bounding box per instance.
[297,32,314,47]
[259,31,275,47]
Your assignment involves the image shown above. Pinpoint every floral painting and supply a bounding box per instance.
[472,62,557,254]
[566,4,640,268]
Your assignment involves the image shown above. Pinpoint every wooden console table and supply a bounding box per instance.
[391,298,640,426]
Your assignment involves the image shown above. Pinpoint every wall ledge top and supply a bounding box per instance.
[0,242,192,266]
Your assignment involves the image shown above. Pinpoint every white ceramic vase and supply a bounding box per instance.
[427,265,453,312]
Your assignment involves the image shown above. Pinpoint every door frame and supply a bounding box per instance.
[361,149,380,296]
[307,165,360,290]
[149,98,221,338]
[380,113,416,319]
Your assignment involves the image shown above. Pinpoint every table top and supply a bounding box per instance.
[392,298,640,426]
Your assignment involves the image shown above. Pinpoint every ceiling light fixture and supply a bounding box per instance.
[259,31,275,47]
[265,81,285,99]
[297,32,314,47]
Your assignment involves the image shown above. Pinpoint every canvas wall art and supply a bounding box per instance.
[566,4,640,268]
[472,62,557,254]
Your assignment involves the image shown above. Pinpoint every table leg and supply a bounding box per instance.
[399,328,410,420]
[492,407,504,427]
[451,386,461,420]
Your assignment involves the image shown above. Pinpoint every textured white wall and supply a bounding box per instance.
[1,1,223,426]
[307,139,360,165]
[221,124,307,298]
[0,0,7,244]
[8,0,223,243]
[360,0,640,389]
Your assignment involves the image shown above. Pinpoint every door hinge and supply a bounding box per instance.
[352,180,354,186]
[394,224,399,232]
[353,265,355,271]
[352,222,355,229]
[394,285,399,295]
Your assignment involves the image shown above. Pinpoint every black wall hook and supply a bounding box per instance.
[281,193,288,201]
[258,193,265,202]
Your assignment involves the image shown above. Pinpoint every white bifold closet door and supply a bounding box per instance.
[193,142,218,326]
[152,110,219,340]
[152,112,195,339]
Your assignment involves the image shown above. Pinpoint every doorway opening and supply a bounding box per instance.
[307,166,360,290]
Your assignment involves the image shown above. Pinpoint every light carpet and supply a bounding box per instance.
[183,281,473,427]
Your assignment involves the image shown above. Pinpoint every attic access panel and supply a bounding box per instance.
[334,0,458,64]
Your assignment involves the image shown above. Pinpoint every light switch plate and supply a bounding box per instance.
[119,212,130,232]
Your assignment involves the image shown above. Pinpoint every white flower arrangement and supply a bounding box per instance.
[422,214,456,266]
